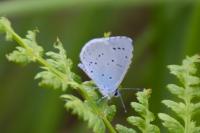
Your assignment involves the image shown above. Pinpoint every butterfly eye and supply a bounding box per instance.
[111,59,114,62]
[113,47,116,50]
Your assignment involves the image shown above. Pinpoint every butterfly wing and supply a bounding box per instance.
[79,36,133,97]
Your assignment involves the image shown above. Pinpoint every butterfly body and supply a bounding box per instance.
[79,36,133,98]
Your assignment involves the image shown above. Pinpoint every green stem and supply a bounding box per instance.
[184,87,191,133]
[102,117,117,133]
[78,85,117,133]
[184,98,191,133]
[2,21,117,133]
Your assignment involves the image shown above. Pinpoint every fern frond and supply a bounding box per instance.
[62,94,106,133]
[0,17,12,40]
[35,39,76,91]
[0,17,43,64]
[0,17,117,133]
[116,124,136,133]
[158,113,184,133]
[61,82,116,133]
[116,89,160,133]
[159,55,200,133]
[6,30,43,65]
[6,46,33,65]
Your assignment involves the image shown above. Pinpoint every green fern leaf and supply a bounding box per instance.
[161,100,186,119]
[61,82,116,133]
[35,70,65,89]
[6,46,33,65]
[45,39,72,73]
[23,30,43,59]
[81,83,116,121]
[35,39,77,90]
[192,102,200,115]
[167,84,184,99]
[6,30,43,64]
[127,116,145,130]
[116,89,160,133]
[61,93,115,133]
[62,95,105,133]
[158,113,184,133]
[1,17,117,133]
[159,55,200,133]
[194,127,200,133]
[115,124,136,133]
[0,17,13,40]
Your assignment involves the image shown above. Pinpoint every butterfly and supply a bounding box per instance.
[78,36,133,99]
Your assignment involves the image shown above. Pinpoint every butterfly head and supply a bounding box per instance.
[99,86,119,99]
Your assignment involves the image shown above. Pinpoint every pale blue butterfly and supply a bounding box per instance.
[78,36,133,100]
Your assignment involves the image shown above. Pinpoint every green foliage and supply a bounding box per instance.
[116,89,160,133]
[158,55,200,133]
[61,82,116,133]
[35,39,75,90]
[0,17,12,40]
[2,16,200,133]
[104,32,111,38]
[0,17,117,133]
[116,124,136,133]
[6,30,43,65]
[62,94,106,133]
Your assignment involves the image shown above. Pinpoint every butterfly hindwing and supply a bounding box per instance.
[79,36,133,97]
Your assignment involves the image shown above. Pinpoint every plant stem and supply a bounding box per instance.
[2,22,117,133]
[184,87,191,133]
[102,117,117,133]
[184,98,191,133]
[78,85,117,133]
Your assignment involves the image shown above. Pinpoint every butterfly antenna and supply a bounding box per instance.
[118,92,127,113]
[121,88,144,92]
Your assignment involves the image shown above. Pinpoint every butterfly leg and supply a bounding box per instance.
[119,88,144,92]
[115,89,127,113]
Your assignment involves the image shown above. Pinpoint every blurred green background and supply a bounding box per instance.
[0,0,200,133]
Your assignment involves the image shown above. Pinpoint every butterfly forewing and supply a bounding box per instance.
[79,36,133,97]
